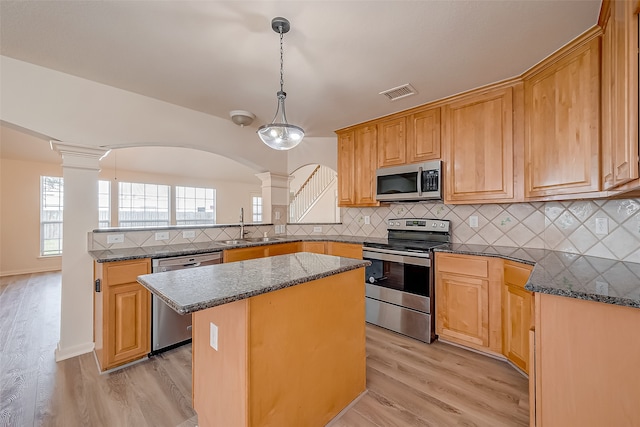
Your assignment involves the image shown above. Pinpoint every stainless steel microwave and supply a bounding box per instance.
[375,160,442,202]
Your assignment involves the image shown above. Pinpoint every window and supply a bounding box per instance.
[40,176,63,256]
[98,180,110,228]
[252,196,262,222]
[118,182,170,227]
[175,186,216,225]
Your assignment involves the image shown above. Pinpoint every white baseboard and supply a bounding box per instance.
[0,267,61,278]
[55,341,95,362]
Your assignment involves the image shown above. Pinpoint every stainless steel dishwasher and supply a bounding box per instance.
[151,252,222,354]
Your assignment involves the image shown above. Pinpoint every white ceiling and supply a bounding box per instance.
[0,0,602,140]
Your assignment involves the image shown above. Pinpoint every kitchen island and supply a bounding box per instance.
[137,252,370,427]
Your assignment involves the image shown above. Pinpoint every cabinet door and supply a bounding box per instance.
[436,272,489,347]
[337,130,356,206]
[407,107,441,163]
[503,284,532,373]
[524,36,600,197]
[326,242,362,259]
[107,282,151,367]
[601,0,639,189]
[267,242,299,256]
[223,246,268,263]
[377,116,406,167]
[302,241,326,254]
[354,125,378,205]
[443,86,515,203]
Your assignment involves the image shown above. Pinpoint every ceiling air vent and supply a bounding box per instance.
[379,83,417,101]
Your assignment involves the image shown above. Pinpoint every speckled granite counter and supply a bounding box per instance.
[435,244,640,309]
[137,252,370,314]
[89,235,384,263]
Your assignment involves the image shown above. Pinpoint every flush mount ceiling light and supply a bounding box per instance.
[257,17,304,151]
[230,110,255,127]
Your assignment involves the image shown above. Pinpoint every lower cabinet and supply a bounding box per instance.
[326,242,363,259]
[502,261,534,373]
[435,253,502,353]
[223,246,269,262]
[435,253,534,370]
[301,241,327,254]
[94,258,151,371]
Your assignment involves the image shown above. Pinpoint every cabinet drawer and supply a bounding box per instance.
[105,260,150,286]
[504,263,533,288]
[436,254,488,278]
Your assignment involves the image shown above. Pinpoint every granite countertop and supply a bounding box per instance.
[137,252,371,314]
[435,244,640,309]
[88,235,386,263]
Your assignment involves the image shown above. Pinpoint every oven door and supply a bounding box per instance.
[363,248,435,342]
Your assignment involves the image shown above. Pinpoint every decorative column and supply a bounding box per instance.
[50,142,110,361]
[255,172,290,231]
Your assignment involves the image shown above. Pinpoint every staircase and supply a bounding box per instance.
[289,165,337,223]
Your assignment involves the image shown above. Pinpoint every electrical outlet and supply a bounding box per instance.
[313,226,322,233]
[364,215,370,225]
[182,230,196,239]
[210,322,218,351]
[469,216,479,228]
[595,218,608,235]
[155,231,170,241]
[107,234,124,244]
[595,280,609,296]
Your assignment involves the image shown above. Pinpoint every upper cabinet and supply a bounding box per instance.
[442,84,517,204]
[377,107,441,168]
[601,0,639,190]
[336,124,379,207]
[523,30,601,198]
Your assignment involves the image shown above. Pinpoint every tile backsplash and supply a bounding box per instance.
[291,198,640,263]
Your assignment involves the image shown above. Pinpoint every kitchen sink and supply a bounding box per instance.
[243,237,282,242]
[222,240,243,245]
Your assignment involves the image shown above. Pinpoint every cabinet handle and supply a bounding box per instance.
[95,278,101,293]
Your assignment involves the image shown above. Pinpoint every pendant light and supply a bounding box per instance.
[257,17,305,150]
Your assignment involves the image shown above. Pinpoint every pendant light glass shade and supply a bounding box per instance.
[257,17,304,151]
[257,90,304,150]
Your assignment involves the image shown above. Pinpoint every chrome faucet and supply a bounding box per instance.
[239,207,245,239]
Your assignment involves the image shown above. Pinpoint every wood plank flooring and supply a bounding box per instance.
[0,272,528,427]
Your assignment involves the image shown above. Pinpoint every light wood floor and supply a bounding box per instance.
[1,272,528,427]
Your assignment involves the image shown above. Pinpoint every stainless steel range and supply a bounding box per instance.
[363,218,450,343]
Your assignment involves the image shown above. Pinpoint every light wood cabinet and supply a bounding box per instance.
[435,253,502,353]
[601,0,639,190]
[407,107,441,163]
[223,246,268,263]
[533,293,640,426]
[336,125,379,207]
[502,261,533,374]
[376,107,441,168]
[442,85,516,203]
[301,241,326,254]
[326,242,362,259]
[94,258,151,371]
[523,30,601,198]
[377,116,407,167]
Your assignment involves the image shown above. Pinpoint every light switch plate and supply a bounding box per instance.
[209,322,218,351]
[107,234,124,244]
[595,218,608,235]
[469,216,479,228]
[275,211,281,220]
[182,230,196,239]
[155,231,170,241]
[364,216,370,225]
[313,226,322,233]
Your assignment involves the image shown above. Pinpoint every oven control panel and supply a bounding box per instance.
[387,218,450,232]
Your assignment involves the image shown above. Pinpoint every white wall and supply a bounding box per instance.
[287,137,338,173]
[0,158,63,276]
